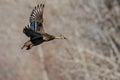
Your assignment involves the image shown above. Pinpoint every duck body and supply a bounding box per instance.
[30,35,45,46]
[22,26,55,50]
[30,33,55,46]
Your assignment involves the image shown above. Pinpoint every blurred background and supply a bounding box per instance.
[0,0,120,80]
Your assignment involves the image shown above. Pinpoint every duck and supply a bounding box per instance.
[21,4,67,50]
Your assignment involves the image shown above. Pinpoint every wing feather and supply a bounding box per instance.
[30,4,45,33]
[23,25,42,38]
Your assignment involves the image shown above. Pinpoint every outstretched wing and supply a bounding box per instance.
[23,25,42,39]
[30,4,45,34]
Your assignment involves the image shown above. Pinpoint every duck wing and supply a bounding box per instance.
[23,25,42,39]
[29,4,45,34]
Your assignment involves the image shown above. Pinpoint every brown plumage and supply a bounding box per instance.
[21,4,67,50]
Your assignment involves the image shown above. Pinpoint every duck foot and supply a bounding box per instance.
[26,44,33,50]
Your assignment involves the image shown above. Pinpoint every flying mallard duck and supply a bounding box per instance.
[21,4,67,50]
